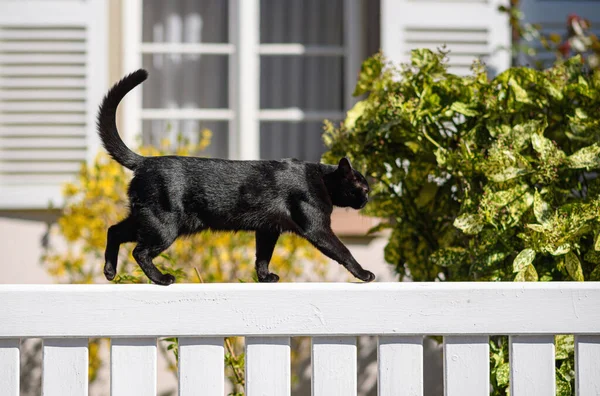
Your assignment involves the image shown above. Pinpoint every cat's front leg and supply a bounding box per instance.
[255,231,280,282]
[303,228,375,282]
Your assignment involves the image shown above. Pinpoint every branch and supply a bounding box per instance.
[225,338,245,387]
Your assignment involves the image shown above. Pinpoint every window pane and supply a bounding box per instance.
[142,120,229,159]
[260,56,343,110]
[142,54,228,109]
[142,0,228,44]
[260,0,343,45]
[260,122,334,162]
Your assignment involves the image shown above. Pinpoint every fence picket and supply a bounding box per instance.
[0,339,19,396]
[42,338,88,396]
[111,338,157,396]
[510,335,555,395]
[443,336,489,396]
[378,336,423,396]
[178,337,224,396]
[246,337,290,396]
[576,335,600,395]
[312,336,356,396]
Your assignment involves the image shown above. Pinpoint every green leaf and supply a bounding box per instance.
[514,271,525,281]
[404,141,420,153]
[353,55,384,96]
[524,264,538,281]
[548,243,571,256]
[531,133,555,160]
[506,191,535,226]
[509,77,531,103]
[533,190,552,225]
[510,120,546,151]
[575,108,588,119]
[559,358,575,384]
[486,122,511,138]
[566,251,584,281]
[543,79,563,100]
[454,213,484,235]
[567,144,600,170]
[488,167,528,183]
[526,223,546,233]
[555,335,574,360]
[479,251,508,269]
[595,233,600,251]
[435,148,448,167]
[514,264,538,281]
[485,185,528,207]
[366,222,392,236]
[513,249,536,272]
[590,265,600,281]
[450,102,478,117]
[495,363,510,387]
[584,250,600,264]
[416,182,438,208]
[556,367,573,396]
[429,247,468,268]
[344,100,367,130]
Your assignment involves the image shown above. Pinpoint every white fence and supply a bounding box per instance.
[1,282,600,395]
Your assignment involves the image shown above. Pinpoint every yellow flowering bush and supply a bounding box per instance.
[42,130,325,393]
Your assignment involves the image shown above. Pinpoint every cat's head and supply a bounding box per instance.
[327,158,370,209]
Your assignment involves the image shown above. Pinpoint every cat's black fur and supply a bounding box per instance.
[97,69,375,285]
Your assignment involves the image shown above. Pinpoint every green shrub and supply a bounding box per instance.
[323,49,600,395]
[324,49,600,283]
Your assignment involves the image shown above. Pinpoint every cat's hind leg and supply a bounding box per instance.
[255,231,280,282]
[104,216,137,281]
[132,238,177,286]
[131,212,179,285]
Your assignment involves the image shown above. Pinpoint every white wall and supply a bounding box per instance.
[0,212,57,284]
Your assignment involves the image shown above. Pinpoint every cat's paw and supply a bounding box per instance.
[104,263,116,281]
[258,273,280,283]
[154,273,176,286]
[357,270,375,283]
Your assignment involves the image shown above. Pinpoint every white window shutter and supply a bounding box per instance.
[0,0,107,209]
[518,0,600,68]
[381,0,510,76]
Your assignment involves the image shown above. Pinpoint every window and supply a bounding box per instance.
[259,0,347,162]
[129,0,232,159]
[123,0,376,161]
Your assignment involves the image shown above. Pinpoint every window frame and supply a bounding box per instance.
[122,0,364,160]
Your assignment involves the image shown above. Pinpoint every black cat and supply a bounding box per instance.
[97,70,375,285]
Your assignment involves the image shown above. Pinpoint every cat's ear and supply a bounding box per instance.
[337,157,353,176]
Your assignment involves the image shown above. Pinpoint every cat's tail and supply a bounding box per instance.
[96,69,148,171]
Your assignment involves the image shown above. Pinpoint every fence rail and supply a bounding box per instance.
[1,282,599,395]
